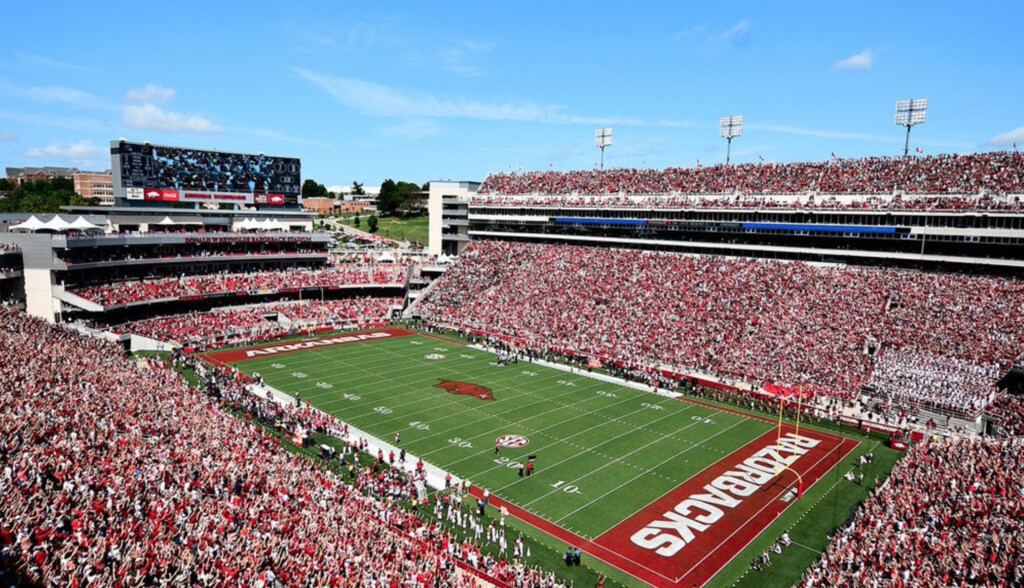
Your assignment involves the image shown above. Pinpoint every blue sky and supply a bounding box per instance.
[1,1,1021,187]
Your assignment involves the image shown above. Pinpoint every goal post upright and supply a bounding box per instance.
[774,385,806,498]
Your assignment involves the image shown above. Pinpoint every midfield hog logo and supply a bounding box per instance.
[435,380,495,401]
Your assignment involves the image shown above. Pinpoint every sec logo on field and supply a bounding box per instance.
[496,435,530,448]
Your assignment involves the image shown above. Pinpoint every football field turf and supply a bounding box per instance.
[208,328,870,587]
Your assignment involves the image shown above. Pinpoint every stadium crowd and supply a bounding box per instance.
[71,265,407,306]
[0,307,569,587]
[0,243,20,271]
[471,191,1024,211]
[865,348,1003,414]
[419,241,1024,413]
[58,245,325,266]
[988,395,1024,437]
[120,297,400,345]
[478,152,1024,197]
[802,437,1024,587]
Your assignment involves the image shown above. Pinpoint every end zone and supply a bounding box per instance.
[202,327,417,364]
[469,424,854,587]
[594,425,856,587]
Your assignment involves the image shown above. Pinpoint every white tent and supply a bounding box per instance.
[377,251,396,263]
[236,218,261,231]
[40,216,73,232]
[157,216,177,226]
[69,216,103,232]
[10,215,46,232]
[262,218,285,231]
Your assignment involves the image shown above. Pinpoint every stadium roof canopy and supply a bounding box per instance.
[9,215,46,232]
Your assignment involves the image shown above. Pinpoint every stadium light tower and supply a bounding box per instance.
[894,98,927,158]
[719,115,743,165]
[595,128,612,169]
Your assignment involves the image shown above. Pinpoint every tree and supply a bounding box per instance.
[367,215,379,233]
[301,179,328,198]
[378,178,426,216]
[351,181,365,196]
[353,214,360,227]
[395,181,424,216]
[377,179,399,216]
[0,177,94,213]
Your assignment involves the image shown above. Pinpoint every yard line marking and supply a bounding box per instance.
[419,385,671,461]
[492,398,709,498]
[544,417,748,520]
[452,394,690,479]
[258,336,632,441]
[275,339,576,415]
[306,343,611,426]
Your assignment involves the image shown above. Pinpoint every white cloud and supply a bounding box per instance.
[0,108,106,132]
[0,131,16,142]
[126,83,175,104]
[13,51,81,70]
[0,78,114,111]
[749,123,971,149]
[281,24,338,49]
[226,125,332,148]
[295,69,699,128]
[438,40,495,77]
[988,127,1024,147]
[123,103,219,133]
[749,123,892,142]
[834,49,874,71]
[721,20,753,42]
[30,85,114,110]
[670,21,751,49]
[670,25,707,43]
[25,140,103,163]
[382,118,441,139]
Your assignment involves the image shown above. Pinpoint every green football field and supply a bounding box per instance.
[214,329,897,588]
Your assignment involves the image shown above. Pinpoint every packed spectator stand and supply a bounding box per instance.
[0,307,568,587]
[118,297,401,347]
[471,191,1024,212]
[477,152,1024,201]
[418,241,1024,416]
[70,264,407,308]
[801,436,1023,587]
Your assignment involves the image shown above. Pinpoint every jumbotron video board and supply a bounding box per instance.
[111,140,301,207]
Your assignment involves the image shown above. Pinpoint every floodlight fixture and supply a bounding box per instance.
[719,115,743,165]
[595,127,612,169]
[895,98,927,157]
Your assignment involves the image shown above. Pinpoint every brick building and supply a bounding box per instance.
[72,172,115,206]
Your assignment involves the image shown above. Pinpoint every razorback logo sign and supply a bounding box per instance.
[435,380,494,401]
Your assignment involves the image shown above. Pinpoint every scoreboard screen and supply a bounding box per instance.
[111,141,301,206]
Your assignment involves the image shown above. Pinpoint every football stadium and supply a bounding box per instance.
[2,4,1024,588]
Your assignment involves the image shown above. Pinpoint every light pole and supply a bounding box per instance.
[595,128,612,169]
[894,99,927,158]
[719,116,743,165]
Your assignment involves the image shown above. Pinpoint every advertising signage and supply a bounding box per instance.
[112,140,300,207]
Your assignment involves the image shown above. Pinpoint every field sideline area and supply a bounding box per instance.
[206,328,898,588]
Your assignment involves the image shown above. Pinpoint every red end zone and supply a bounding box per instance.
[595,425,856,587]
[475,425,855,588]
[202,328,417,364]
